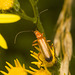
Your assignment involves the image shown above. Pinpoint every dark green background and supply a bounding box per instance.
[0,0,75,75]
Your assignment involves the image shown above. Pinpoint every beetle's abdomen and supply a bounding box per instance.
[38,38,52,61]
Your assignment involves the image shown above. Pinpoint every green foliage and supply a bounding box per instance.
[13,0,20,11]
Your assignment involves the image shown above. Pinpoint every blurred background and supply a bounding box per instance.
[0,0,75,75]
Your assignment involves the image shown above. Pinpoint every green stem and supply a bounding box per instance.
[29,0,45,36]
[19,9,35,22]
[19,0,45,36]
[22,13,35,22]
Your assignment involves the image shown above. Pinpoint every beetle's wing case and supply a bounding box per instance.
[37,37,52,60]
[34,30,53,62]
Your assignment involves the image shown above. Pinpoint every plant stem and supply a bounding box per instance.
[19,9,35,22]
[29,0,45,36]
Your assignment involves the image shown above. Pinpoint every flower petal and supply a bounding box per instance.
[0,34,8,49]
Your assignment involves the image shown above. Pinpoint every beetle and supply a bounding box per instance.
[32,30,53,62]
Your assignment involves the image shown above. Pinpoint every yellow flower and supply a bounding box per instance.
[26,44,55,75]
[0,0,14,10]
[30,44,56,68]
[0,14,21,23]
[26,66,51,75]
[0,0,21,23]
[0,59,27,75]
[0,34,8,49]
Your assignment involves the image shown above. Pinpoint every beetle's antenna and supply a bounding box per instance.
[40,9,48,15]
[14,30,32,44]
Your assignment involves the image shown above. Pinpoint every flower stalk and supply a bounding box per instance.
[29,0,45,35]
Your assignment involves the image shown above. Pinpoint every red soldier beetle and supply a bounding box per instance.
[32,30,53,62]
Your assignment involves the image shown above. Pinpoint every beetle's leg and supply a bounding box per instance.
[32,40,38,46]
[50,44,53,48]
[32,43,38,46]
[33,40,38,43]
[42,33,44,36]
[43,37,51,43]
[38,52,41,58]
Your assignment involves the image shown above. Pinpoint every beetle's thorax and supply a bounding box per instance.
[34,30,43,39]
